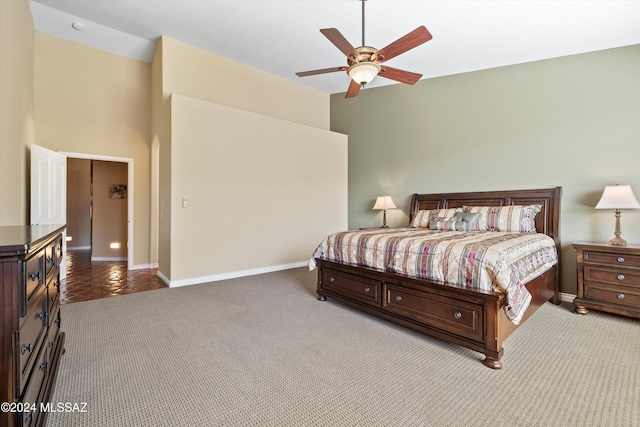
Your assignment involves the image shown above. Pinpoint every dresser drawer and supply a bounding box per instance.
[584,266,640,287]
[383,283,484,342]
[322,269,381,307]
[48,303,61,363]
[46,273,60,313]
[16,285,48,394]
[19,342,48,427]
[45,242,57,278]
[583,283,640,309]
[21,252,45,317]
[584,251,640,268]
[54,234,64,267]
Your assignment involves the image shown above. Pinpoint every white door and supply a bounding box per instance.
[31,144,67,278]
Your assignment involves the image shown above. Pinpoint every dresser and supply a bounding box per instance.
[1,224,66,427]
[573,241,640,319]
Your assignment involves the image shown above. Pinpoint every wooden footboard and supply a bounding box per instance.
[316,260,558,369]
[315,187,561,369]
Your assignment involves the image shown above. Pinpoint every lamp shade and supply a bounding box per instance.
[347,62,381,86]
[373,196,397,210]
[595,185,640,210]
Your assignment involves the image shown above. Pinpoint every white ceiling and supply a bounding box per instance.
[29,0,640,95]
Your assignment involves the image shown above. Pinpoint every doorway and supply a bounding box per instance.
[62,151,135,270]
[31,145,140,291]
[66,159,128,261]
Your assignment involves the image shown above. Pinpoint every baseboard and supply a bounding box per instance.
[161,261,308,288]
[559,292,576,303]
[91,257,127,262]
[130,263,159,271]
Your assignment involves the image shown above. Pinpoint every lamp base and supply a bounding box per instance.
[380,209,389,228]
[609,236,627,246]
[609,210,627,246]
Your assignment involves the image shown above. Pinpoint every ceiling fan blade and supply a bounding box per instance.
[373,26,432,63]
[379,66,422,85]
[345,80,361,98]
[320,28,359,59]
[296,66,347,77]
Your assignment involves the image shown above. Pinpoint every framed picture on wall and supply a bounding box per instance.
[108,184,127,199]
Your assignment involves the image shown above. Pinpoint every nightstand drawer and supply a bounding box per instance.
[584,251,640,268]
[584,267,640,287]
[583,283,640,309]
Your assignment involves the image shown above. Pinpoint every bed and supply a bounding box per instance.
[310,187,561,369]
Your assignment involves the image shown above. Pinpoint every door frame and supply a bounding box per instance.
[62,151,134,270]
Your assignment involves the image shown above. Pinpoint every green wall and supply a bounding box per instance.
[331,44,640,294]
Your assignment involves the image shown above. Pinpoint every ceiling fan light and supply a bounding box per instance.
[347,62,381,86]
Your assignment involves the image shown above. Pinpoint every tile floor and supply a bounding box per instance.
[59,249,167,304]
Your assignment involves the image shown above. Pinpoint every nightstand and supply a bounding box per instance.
[573,241,640,319]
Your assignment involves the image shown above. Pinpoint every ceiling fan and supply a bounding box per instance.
[296,0,433,98]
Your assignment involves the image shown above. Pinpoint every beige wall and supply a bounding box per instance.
[34,33,152,267]
[153,36,346,284]
[0,0,34,226]
[152,38,171,276]
[92,160,128,260]
[159,37,329,130]
[66,158,91,248]
[169,94,347,282]
[330,44,640,295]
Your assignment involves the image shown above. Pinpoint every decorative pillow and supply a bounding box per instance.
[452,212,482,231]
[410,208,458,228]
[429,216,460,231]
[462,205,542,232]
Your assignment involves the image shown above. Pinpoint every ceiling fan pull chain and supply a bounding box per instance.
[362,0,366,47]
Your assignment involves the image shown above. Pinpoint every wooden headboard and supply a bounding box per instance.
[409,187,562,246]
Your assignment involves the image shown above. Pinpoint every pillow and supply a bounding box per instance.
[429,216,460,231]
[410,208,458,228]
[462,205,542,232]
[452,212,481,231]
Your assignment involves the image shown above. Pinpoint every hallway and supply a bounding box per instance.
[60,249,167,304]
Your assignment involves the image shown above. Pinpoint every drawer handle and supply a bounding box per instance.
[21,343,34,354]
[364,287,371,293]
[618,293,625,300]
[40,361,48,371]
[617,257,625,263]
[55,280,60,288]
[47,256,53,263]
[30,271,41,281]
[24,412,34,421]
[454,312,462,319]
[37,311,47,320]
[617,274,625,281]
[55,319,61,326]
[50,296,56,303]
[328,277,335,283]
[395,295,402,302]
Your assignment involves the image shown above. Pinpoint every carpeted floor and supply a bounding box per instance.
[47,268,639,427]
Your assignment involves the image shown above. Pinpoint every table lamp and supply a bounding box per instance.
[595,184,640,246]
[373,196,397,228]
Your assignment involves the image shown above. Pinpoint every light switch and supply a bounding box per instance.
[182,197,188,208]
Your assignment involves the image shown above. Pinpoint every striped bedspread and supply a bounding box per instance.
[309,228,558,324]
